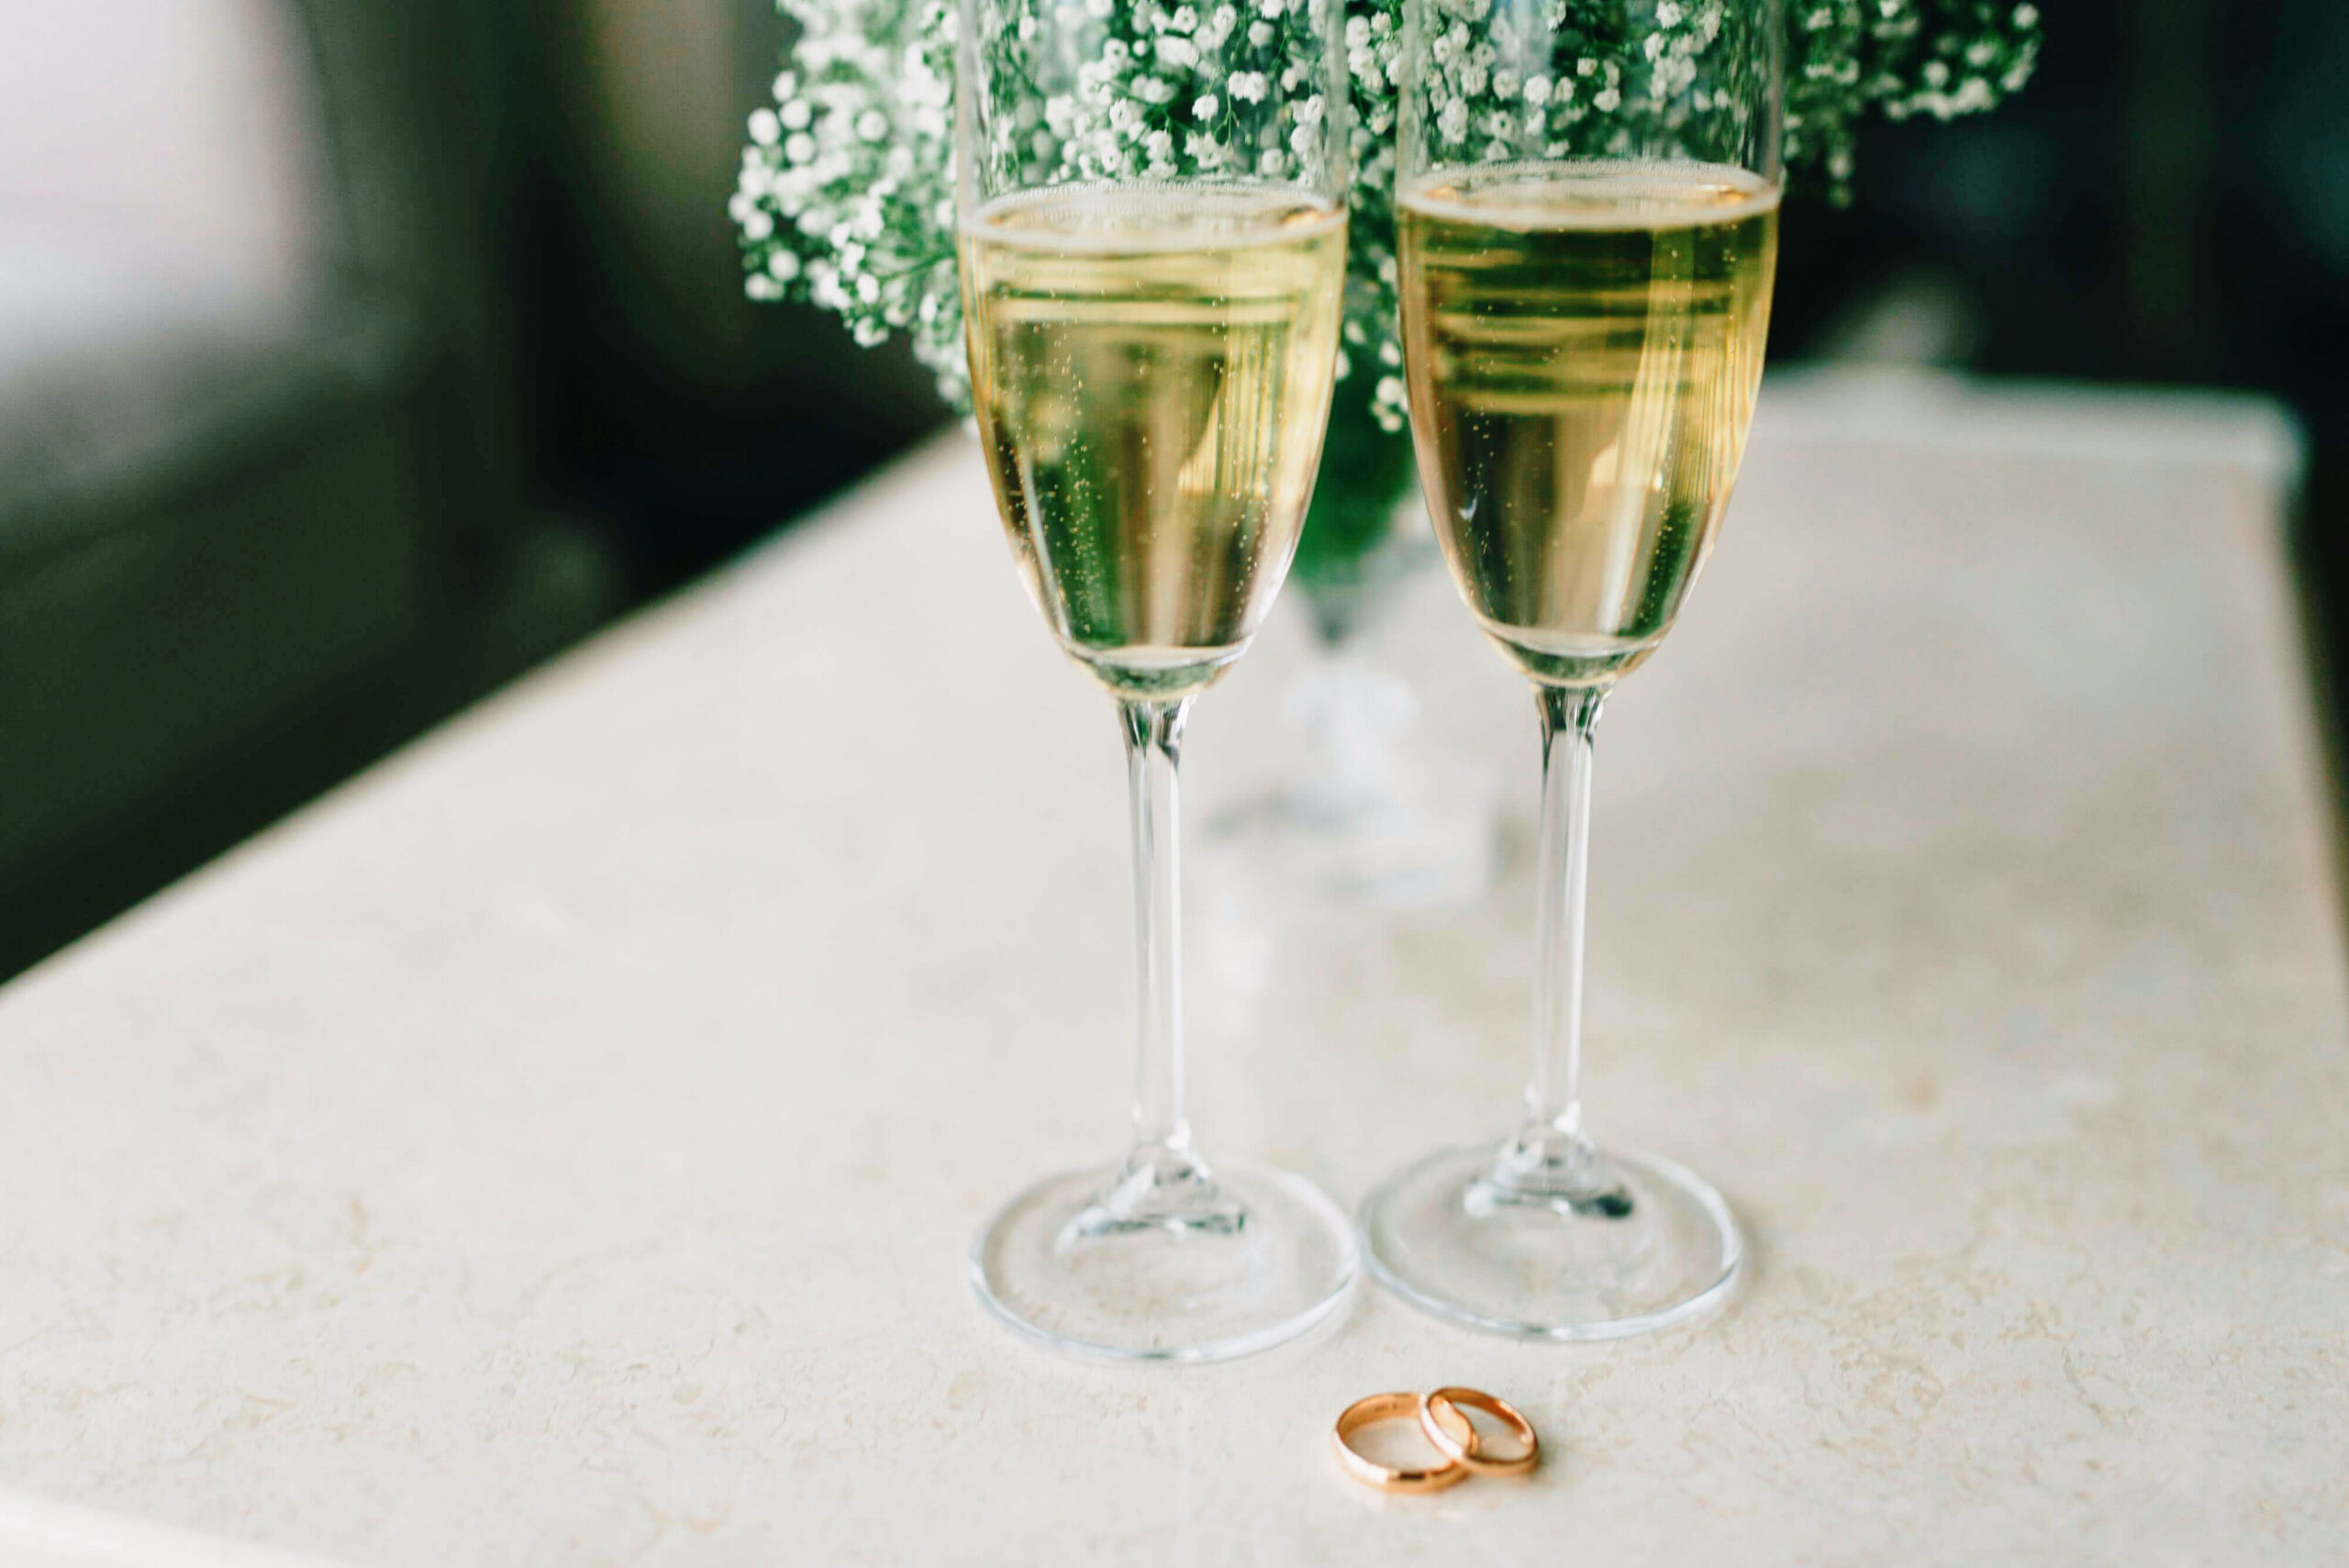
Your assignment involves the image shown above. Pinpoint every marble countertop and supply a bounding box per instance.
[1,373,2341,1564]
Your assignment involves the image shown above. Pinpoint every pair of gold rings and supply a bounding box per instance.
[1331,1388,1539,1494]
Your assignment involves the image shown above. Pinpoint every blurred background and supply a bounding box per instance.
[0,0,2341,978]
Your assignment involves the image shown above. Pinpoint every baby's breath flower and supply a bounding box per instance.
[736,0,2040,424]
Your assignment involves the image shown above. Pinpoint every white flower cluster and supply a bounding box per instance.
[1408,0,1643,167]
[734,0,2041,427]
[732,0,965,401]
[1787,0,2042,184]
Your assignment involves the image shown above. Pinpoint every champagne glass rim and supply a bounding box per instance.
[1397,158,1786,219]
[961,177,1352,240]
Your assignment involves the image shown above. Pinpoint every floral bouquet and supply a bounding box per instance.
[731,0,2037,620]
[732,0,2037,402]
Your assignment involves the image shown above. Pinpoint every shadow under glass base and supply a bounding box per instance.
[972,1155,1357,1362]
[1360,1142,1741,1340]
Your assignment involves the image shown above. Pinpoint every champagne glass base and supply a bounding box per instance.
[972,1158,1358,1362]
[1359,1144,1741,1340]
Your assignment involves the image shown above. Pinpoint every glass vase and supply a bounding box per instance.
[1205,374,1501,912]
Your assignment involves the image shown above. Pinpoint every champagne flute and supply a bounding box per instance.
[956,0,1357,1360]
[1362,0,1782,1337]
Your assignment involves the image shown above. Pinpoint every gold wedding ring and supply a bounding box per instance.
[1333,1386,1541,1493]
[1331,1392,1469,1494]
[1419,1385,1540,1476]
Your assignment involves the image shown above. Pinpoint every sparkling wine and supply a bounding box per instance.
[1399,162,1778,687]
[962,183,1347,698]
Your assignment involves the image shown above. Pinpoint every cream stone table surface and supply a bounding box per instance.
[1,373,2343,1566]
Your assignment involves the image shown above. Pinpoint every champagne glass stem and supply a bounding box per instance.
[1120,696,1201,1178]
[1499,684,1615,1200]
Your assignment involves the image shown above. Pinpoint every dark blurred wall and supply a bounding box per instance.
[1776,0,2349,403]
[0,0,952,977]
[517,0,945,589]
